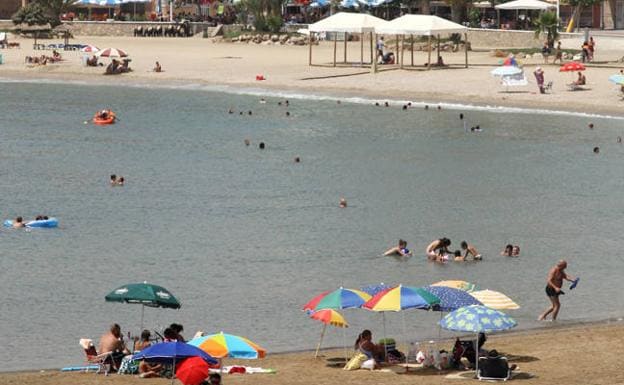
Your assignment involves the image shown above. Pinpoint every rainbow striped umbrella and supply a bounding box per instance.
[363,285,440,312]
[188,332,266,359]
[469,289,520,310]
[309,309,348,358]
[302,287,371,312]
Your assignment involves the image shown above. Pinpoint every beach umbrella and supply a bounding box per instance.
[490,66,523,77]
[424,286,483,312]
[176,357,210,385]
[188,332,266,359]
[360,283,393,296]
[105,282,180,330]
[559,62,585,72]
[469,290,520,310]
[302,287,371,312]
[608,74,624,84]
[431,280,480,292]
[363,285,440,312]
[81,45,99,53]
[309,309,348,358]
[340,0,360,8]
[96,47,128,58]
[440,305,517,377]
[133,342,217,385]
[363,285,440,364]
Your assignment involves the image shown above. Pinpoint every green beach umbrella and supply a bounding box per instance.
[105,282,181,330]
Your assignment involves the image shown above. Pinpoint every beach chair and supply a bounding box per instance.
[0,33,6,49]
[544,81,553,93]
[80,338,113,374]
[477,355,512,381]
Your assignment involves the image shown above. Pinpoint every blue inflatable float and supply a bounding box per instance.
[4,218,59,228]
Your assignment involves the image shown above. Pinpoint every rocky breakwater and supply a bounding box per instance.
[224,33,313,46]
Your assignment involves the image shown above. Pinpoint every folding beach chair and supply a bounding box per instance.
[477,355,512,381]
[80,338,113,374]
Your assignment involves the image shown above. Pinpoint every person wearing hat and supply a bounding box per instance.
[534,67,545,94]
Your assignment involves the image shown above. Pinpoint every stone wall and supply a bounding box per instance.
[63,21,216,37]
[0,20,15,31]
[467,28,582,49]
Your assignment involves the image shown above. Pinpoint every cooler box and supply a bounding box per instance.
[378,338,396,351]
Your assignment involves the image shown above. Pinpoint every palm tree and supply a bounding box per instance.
[534,11,559,48]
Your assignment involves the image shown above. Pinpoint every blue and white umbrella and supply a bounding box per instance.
[491,66,523,77]
[608,74,624,85]
[424,286,483,312]
[440,305,517,376]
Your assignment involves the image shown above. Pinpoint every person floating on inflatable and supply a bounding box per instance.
[384,239,411,257]
[93,109,116,125]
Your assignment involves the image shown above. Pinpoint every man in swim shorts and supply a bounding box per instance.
[538,260,576,321]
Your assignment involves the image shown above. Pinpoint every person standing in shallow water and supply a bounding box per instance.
[538,260,576,321]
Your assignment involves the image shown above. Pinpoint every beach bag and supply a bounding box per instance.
[343,352,368,370]
[117,356,138,375]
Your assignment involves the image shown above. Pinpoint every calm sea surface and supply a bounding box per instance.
[1,80,623,371]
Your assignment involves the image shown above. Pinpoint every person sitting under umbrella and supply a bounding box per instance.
[139,359,163,378]
[572,71,586,86]
[344,330,383,370]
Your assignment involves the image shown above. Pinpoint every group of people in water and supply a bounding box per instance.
[384,237,520,262]
[110,174,125,186]
[11,215,50,228]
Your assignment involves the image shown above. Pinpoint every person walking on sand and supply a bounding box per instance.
[538,260,576,321]
[534,67,545,94]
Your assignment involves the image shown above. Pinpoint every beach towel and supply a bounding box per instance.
[344,352,368,370]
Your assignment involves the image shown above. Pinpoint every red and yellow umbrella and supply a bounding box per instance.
[309,309,348,358]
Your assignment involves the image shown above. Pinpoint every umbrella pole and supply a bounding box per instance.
[315,324,327,358]
[342,325,347,363]
[171,356,176,385]
[308,32,313,66]
[360,32,363,66]
[382,312,387,362]
[343,32,347,64]
[474,333,479,379]
[402,311,408,372]
[141,304,145,332]
[410,34,414,67]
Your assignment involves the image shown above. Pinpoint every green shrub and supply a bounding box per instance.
[266,14,283,33]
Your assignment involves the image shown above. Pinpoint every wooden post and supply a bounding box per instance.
[370,32,374,64]
[427,35,431,69]
[464,32,468,68]
[371,33,377,73]
[437,34,440,66]
[343,32,347,63]
[333,33,337,67]
[395,34,399,65]
[400,35,404,69]
[410,34,414,67]
[360,32,364,66]
[308,32,313,66]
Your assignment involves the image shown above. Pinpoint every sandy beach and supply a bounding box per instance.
[1,34,624,116]
[2,321,624,385]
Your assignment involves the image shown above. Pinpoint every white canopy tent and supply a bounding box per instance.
[495,0,556,29]
[494,0,555,10]
[307,12,388,67]
[375,15,469,70]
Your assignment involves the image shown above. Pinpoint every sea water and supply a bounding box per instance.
[1,80,623,371]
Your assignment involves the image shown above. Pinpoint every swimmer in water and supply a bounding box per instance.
[593,146,600,154]
[426,238,450,260]
[110,174,117,186]
[244,138,250,146]
[618,136,622,143]
[13,216,25,228]
[117,176,125,186]
[339,197,347,208]
[260,98,266,104]
[294,156,300,163]
[424,105,429,110]
[588,123,594,129]
[384,239,411,257]
[286,111,290,117]
[453,250,465,261]
[384,102,389,107]
[501,244,513,256]
[461,241,482,261]
[512,245,520,256]
[259,142,265,149]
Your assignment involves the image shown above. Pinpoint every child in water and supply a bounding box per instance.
[384,239,411,257]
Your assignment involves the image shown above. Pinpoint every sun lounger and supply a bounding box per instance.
[567,83,587,91]
[79,338,113,374]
